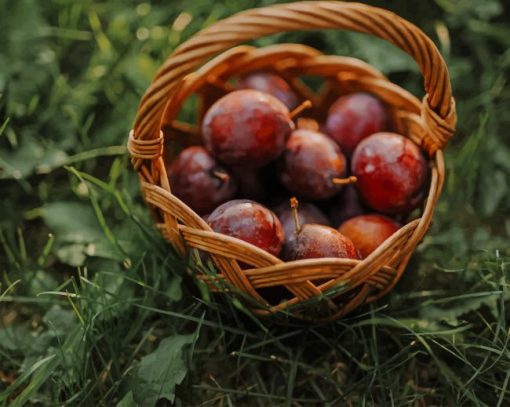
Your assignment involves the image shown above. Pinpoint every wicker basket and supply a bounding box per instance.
[127,1,457,322]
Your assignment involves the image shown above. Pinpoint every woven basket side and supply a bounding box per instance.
[127,1,457,320]
[140,42,447,316]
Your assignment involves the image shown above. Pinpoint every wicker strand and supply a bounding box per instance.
[421,95,457,153]
[127,130,164,170]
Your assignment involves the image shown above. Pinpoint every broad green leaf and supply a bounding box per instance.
[43,305,77,334]
[418,291,509,324]
[0,325,33,352]
[132,333,198,405]
[42,201,103,244]
[55,243,87,266]
[117,391,137,407]
[165,275,183,302]
[26,270,58,298]
[0,139,67,180]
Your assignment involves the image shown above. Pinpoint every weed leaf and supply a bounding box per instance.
[131,333,198,405]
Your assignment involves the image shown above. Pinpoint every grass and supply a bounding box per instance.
[1,0,509,405]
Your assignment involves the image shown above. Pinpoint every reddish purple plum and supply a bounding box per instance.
[207,199,284,257]
[202,90,294,168]
[339,214,400,258]
[328,185,366,227]
[283,224,359,261]
[237,71,299,110]
[278,129,352,200]
[168,146,237,215]
[232,168,269,203]
[281,198,359,261]
[274,201,329,238]
[351,132,429,215]
[326,93,387,156]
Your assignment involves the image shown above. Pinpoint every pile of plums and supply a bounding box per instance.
[168,71,429,266]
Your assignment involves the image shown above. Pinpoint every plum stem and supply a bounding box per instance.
[289,100,312,119]
[296,117,319,131]
[290,197,301,234]
[212,170,230,182]
[331,176,358,185]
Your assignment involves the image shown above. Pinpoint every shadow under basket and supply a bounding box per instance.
[127,1,457,322]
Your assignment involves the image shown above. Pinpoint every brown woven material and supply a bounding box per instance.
[127,1,457,321]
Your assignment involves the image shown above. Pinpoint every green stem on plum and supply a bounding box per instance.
[290,197,301,235]
[289,100,312,119]
[331,176,357,185]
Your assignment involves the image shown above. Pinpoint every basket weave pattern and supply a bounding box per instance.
[128,2,457,321]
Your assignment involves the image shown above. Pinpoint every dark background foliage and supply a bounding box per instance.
[0,0,509,405]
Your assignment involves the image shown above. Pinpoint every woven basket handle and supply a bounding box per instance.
[129,1,456,165]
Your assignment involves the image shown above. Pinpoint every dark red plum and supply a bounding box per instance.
[328,185,366,227]
[339,214,401,258]
[283,224,359,261]
[232,167,269,203]
[168,146,237,215]
[274,201,329,238]
[351,132,429,215]
[278,129,354,200]
[326,93,387,156]
[237,71,299,110]
[202,90,294,168]
[207,199,284,257]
